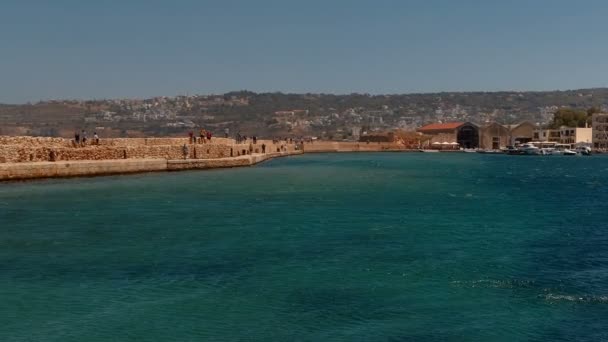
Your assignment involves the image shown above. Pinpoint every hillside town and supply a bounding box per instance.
[1,90,608,148]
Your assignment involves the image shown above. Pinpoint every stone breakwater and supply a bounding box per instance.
[0,152,299,181]
[0,137,409,181]
[0,136,268,163]
[0,136,302,181]
[302,141,409,153]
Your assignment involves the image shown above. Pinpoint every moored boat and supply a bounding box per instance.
[502,146,521,155]
[555,144,581,156]
[575,146,592,156]
[519,143,541,155]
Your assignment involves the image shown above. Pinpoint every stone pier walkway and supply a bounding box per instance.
[0,151,302,181]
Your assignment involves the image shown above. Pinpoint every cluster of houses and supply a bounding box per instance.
[360,113,608,150]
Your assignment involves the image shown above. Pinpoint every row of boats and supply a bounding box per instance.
[471,142,592,156]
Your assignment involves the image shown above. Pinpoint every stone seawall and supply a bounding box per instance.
[166,152,297,171]
[0,151,302,181]
[0,136,233,147]
[0,136,422,181]
[0,136,296,163]
[0,159,168,181]
[303,141,410,153]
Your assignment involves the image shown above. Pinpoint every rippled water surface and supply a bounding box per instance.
[2,153,608,341]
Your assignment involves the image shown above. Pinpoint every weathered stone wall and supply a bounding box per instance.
[0,136,72,148]
[0,151,303,181]
[303,141,407,153]
[166,151,299,171]
[97,137,234,146]
[0,136,297,163]
[0,159,168,180]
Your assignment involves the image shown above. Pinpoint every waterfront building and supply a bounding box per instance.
[534,126,592,144]
[506,122,535,145]
[417,121,537,149]
[417,122,480,148]
[477,121,535,149]
[479,122,511,149]
[592,113,608,149]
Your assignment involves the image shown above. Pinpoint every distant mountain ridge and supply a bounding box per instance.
[3,88,608,106]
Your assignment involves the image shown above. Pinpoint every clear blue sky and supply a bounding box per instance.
[1,0,607,103]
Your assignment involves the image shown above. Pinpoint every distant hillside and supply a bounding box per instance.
[1,89,608,138]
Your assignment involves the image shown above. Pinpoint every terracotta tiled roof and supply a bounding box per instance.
[417,122,464,132]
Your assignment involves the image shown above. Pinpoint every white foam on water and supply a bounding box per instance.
[450,279,535,289]
[542,293,608,303]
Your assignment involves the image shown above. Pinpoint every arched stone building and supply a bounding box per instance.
[507,122,535,145]
[417,122,480,148]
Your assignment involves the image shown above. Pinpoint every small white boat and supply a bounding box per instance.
[575,146,592,156]
[519,143,541,155]
[540,148,563,155]
[554,144,581,156]
[463,148,477,153]
[419,149,440,153]
[503,146,521,155]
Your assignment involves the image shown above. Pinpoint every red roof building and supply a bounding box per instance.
[417,122,480,149]
[417,122,465,134]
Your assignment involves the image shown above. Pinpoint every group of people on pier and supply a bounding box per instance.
[73,130,99,147]
[235,133,258,144]
[188,129,213,144]
[186,126,309,149]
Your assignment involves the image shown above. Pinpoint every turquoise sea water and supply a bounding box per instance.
[1,153,608,341]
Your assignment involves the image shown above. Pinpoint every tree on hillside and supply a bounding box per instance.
[550,108,592,128]
[587,107,601,116]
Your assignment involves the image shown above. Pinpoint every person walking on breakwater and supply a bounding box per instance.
[81,130,87,146]
[182,144,189,159]
[206,130,212,143]
[224,127,229,138]
[262,143,266,153]
[199,129,206,144]
[253,136,257,144]
[188,131,194,144]
[93,132,99,145]
[74,131,80,147]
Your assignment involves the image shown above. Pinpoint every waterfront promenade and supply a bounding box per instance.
[0,136,406,181]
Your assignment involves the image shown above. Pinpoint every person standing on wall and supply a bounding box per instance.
[199,128,206,144]
[224,127,229,138]
[182,144,189,159]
